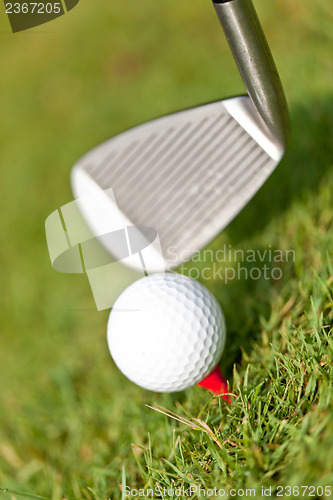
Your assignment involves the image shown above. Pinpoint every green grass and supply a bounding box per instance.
[0,0,332,498]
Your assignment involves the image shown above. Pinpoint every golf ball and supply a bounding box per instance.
[107,273,226,392]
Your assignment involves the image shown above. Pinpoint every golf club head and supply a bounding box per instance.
[71,0,289,272]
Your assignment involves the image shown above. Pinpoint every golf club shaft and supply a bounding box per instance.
[213,0,289,147]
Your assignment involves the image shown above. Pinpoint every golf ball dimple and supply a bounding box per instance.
[107,273,226,393]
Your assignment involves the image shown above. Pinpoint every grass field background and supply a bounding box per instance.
[0,0,332,498]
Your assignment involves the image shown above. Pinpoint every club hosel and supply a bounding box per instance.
[213,0,290,150]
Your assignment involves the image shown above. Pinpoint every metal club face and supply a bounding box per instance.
[71,0,289,272]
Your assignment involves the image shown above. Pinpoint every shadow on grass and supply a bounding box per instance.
[208,247,295,377]
[208,96,333,376]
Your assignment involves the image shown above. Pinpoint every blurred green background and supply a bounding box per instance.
[0,0,332,498]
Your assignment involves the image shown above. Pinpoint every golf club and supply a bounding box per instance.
[71,0,289,271]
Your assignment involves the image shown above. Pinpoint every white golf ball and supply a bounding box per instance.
[107,273,226,393]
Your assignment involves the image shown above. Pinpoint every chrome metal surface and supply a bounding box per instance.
[214,0,289,149]
[75,98,276,268]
